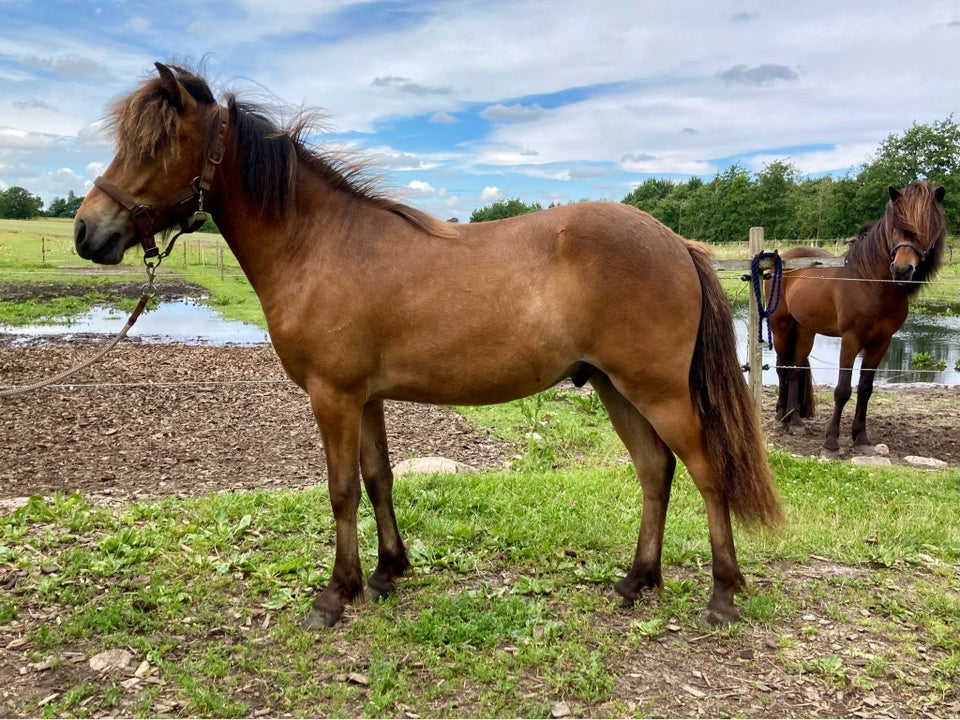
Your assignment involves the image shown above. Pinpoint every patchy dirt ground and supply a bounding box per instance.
[0,338,956,507]
[1,282,958,717]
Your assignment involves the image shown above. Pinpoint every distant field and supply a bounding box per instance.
[1,218,956,314]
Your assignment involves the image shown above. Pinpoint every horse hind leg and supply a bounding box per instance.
[358,400,411,601]
[612,380,751,626]
[775,322,813,433]
[589,373,676,604]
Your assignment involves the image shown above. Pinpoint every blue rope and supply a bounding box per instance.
[751,251,783,350]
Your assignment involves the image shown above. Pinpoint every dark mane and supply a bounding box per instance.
[843,181,947,296]
[106,63,453,235]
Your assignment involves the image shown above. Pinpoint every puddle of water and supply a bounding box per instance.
[734,308,960,386]
[3,300,957,385]
[0,299,270,346]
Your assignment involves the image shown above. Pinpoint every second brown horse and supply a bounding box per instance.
[771,181,947,457]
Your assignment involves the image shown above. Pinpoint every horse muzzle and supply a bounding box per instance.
[889,259,915,283]
[74,215,138,265]
[889,239,925,283]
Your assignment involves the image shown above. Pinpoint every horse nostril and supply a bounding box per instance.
[74,219,86,246]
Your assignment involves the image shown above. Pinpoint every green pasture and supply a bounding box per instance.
[1,390,957,717]
[2,220,956,328]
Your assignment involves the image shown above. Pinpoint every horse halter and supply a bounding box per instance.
[93,105,229,266]
[889,236,929,263]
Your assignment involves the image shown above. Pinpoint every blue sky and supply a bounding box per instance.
[1,0,958,220]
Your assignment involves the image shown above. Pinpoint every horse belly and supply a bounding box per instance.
[783,276,841,336]
[374,314,581,405]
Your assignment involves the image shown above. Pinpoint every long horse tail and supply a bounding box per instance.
[685,241,785,528]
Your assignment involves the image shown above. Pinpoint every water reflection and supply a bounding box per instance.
[734,308,960,386]
[2,300,957,385]
[0,299,270,346]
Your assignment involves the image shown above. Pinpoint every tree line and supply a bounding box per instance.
[471,116,958,242]
[4,117,956,241]
[0,187,85,219]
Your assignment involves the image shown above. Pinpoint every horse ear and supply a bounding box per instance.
[935,186,945,203]
[155,62,189,112]
[888,186,900,202]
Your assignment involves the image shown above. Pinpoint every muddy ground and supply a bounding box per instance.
[2,340,958,505]
[1,282,958,718]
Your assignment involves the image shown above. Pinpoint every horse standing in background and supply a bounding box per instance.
[770,182,947,458]
[73,62,783,629]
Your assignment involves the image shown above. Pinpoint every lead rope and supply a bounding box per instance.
[750,251,783,350]
[0,268,157,398]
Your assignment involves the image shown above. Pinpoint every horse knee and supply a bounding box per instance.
[833,384,852,406]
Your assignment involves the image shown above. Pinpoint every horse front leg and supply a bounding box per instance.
[823,366,854,459]
[303,391,365,629]
[359,400,411,602]
[850,342,889,453]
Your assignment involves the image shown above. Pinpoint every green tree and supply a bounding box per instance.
[687,164,755,243]
[855,116,959,228]
[45,190,84,218]
[754,160,801,238]
[469,198,542,222]
[0,186,43,219]
[622,178,674,213]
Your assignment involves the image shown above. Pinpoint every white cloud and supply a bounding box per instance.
[0,128,59,150]
[480,186,503,202]
[406,180,436,197]
[21,54,108,78]
[717,64,799,86]
[85,161,106,178]
[480,103,546,123]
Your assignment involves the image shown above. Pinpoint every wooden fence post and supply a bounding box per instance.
[747,227,764,416]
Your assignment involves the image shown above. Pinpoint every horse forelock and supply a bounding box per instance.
[106,63,455,236]
[846,181,947,290]
[105,65,215,164]
[888,181,947,282]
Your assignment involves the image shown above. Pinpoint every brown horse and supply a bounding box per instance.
[74,63,782,628]
[770,181,947,457]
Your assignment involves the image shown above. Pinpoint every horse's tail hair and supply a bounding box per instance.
[685,241,785,528]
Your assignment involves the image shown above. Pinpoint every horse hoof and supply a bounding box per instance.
[853,444,876,456]
[819,447,842,461]
[363,585,389,603]
[780,422,805,437]
[607,588,636,608]
[700,605,740,629]
[302,607,342,630]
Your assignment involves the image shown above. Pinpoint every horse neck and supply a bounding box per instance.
[205,145,376,301]
[845,224,896,284]
[204,148,299,298]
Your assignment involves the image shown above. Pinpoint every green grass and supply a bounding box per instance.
[2,452,957,717]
